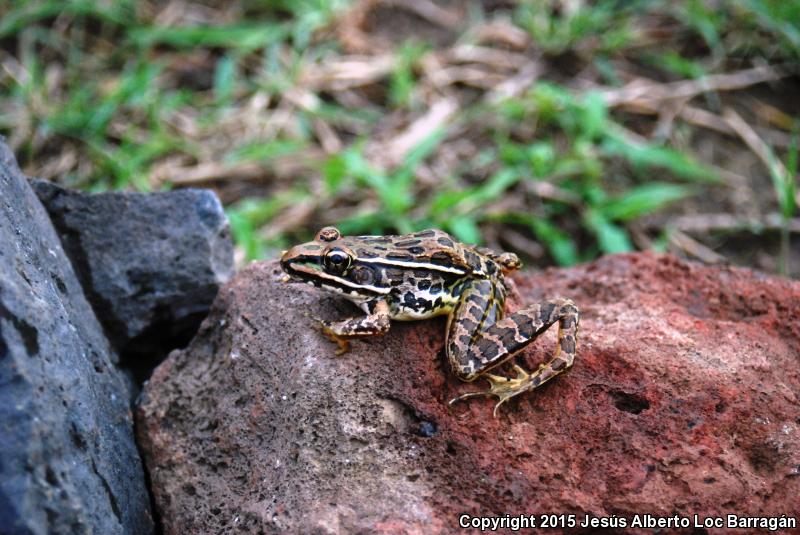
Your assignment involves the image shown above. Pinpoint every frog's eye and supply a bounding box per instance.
[323,247,351,274]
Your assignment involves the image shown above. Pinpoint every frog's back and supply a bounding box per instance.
[352,229,484,273]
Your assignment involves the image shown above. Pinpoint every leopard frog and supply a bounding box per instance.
[280,227,579,415]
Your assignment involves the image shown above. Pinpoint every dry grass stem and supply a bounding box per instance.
[155,161,266,186]
[384,97,458,167]
[302,55,395,90]
[668,229,727,264]
[601,65,787,107]
[499,227,545,259]
[723,108,790,183]
[660,213,800,234]
[472,21,530,50]
[446,45,531,70]
[485,61,543,104]
[620,100,793,149]
[387,0,461,28]
[260,199,318,241]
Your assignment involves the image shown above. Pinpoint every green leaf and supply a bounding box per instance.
[602,135,719,182]
[130,24,288,51]
[226,208,260,260]
[447,216,481,245]
[600,183,693,221]
[389,41,427,108]
[525,217,579,266]
[528,142,556,177]
[214,55,236,105]
[584,209,632,254]
[322,153,348,194]
[780,126,798,218]
[579,91,608,141]
[226,140,306,164]
[641,51,706,79]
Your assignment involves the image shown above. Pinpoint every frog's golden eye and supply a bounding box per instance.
[316,226,341,243]
[324,247,351,274]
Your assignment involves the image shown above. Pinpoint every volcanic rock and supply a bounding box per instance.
[31,179,234,376]
[0,139,153,534]
[137,253,800,534]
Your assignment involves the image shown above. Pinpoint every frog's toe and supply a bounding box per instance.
[448,389,488,405]
[313,320,351,355]
[450,371,533,416]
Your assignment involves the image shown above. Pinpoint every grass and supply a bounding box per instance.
[1,0,798,274]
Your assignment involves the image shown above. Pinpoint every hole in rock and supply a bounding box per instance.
[609,390,650,414]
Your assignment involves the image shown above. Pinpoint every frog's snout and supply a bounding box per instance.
[280,244,323,281]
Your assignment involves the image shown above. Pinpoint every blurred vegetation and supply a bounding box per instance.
[1,0,798,275]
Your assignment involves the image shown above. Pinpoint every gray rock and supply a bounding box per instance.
[31,179,234,376]
[0,139,153,535]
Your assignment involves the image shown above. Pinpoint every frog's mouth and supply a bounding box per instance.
[279,251,324,283]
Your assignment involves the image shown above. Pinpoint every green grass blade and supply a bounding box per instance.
[602,135,719,182]
[583,208,633,254]
[600,182,694,221]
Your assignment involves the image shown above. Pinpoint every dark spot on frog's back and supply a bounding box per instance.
[387,252,413,261]
[413,229,436,238]
[430,251,454,265]
[363,236,391,244]
[408,246,425,254]
[386,268,405,285]
[357,248,378,258]
[417,279,431,290]
[437,237,454,248]
[395,239,421,247]
[404,291,416,306]
[464,250,481,270]
[430,283,442,294]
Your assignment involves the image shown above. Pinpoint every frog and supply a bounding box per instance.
[280,226,579,415]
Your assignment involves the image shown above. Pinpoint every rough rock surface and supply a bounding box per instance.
[137,253,800,534]
[0,139,153,534]
[31,179,234,376]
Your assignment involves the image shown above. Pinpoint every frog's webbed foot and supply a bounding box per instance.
[450,364,538,417]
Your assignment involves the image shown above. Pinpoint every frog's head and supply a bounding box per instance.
[280,226,389,301]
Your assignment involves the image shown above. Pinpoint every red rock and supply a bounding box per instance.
[136,252,800,534]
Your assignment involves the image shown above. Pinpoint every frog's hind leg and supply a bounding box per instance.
[447,288,579,416]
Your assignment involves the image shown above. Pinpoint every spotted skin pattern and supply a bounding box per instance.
[281,227,579,415]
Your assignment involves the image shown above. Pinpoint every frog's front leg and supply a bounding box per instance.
[446,279,579,415]
[318,299,391,355]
